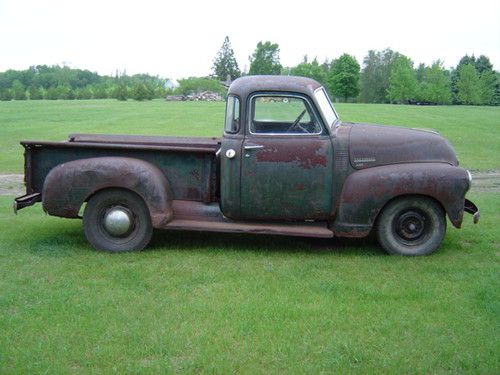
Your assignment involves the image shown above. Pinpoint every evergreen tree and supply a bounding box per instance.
[248,41,282,75]
[132,83,149,101]
[387,56,417,103]
[212,36,241,81]
[457,64,481,105]
[328,54,360,102]
[475,55,493,74]
[478,70,496,105]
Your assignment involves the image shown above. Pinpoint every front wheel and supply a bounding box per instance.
[376,196,446,256]
[83,189,153,252]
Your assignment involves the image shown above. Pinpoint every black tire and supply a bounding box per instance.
[83,189,152,252]
[376,196,446,256]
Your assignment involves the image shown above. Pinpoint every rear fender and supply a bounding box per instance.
[42,157,173,227]
[332,163,470,237]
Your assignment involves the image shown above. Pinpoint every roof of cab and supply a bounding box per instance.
[228,75,322,99]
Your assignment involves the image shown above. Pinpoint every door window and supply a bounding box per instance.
[250,95,322,135]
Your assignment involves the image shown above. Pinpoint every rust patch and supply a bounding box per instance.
[255,142,327,169]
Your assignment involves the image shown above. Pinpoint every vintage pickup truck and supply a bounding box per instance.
[14,76,479,255]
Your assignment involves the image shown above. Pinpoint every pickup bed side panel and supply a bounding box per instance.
[42,157,174,227]
[332,163,470,237]
[26,143,216,203]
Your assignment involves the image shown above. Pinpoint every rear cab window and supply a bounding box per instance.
[225,96,240,133]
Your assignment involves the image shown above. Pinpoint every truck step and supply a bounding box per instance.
[164,219,334,238]
[163,200,334,238]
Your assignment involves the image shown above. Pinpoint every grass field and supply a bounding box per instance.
[0,99,499,172]
[0,100,499,373]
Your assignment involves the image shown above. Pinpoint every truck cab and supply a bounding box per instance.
[220,77,337,220]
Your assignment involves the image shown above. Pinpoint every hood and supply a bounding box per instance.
[347,123,458,170]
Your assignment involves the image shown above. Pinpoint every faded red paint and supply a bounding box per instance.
[255,142,328,169]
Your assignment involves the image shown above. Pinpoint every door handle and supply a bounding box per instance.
[244,145,264,150]
[225,149,236,159]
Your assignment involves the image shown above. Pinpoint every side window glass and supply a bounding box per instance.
[224,96,240,133]
[251,96,321,134]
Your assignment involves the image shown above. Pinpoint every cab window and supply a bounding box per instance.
[250,95,322,135]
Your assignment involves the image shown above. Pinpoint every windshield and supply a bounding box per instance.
[314,88,338,127]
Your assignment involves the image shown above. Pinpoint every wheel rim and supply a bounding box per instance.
[393,209,429,245]
[101,206,136,238]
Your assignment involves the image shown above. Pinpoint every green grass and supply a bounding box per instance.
[0,100,499,372]
[0,191,498,373]
[0,100,499,173]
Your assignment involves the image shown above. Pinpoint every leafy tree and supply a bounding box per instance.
[328,53,360,102]
[418,61,451,104]
[387,56,417,103]
[359,48,401,103]
[451,55,476,103]
[11,80,27,100]
[75,87,93,100]
[415,63,426,83]
[176,77,225,96]
[0,88,12,101]
[212,36,240,81]
[248,41,282,75]
[457,64,481,105]
[28,86,43,100]
[155,86,167,98]
[112,84,128,101]
[290,57,328,87]
[91,84,108,99]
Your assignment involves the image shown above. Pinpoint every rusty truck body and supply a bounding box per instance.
[14,76,479,255]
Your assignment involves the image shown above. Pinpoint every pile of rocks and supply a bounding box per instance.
[166,91,223,102]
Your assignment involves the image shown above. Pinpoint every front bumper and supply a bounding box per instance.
[464,199,480,224]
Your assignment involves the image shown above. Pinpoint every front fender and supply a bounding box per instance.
[332,163,470,237]
[42,157,173,227]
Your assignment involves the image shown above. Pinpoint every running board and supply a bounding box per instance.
[162,200,334,238]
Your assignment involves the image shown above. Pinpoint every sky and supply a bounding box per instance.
[1,0,499,79]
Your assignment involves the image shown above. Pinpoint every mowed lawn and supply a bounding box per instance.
[0,100,499,373]
[0,99,499,172]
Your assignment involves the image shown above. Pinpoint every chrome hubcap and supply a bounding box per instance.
[103,207,133,237]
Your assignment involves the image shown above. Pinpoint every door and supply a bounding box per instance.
[240,93,334,220]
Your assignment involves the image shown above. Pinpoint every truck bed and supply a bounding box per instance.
[20,134,221,203]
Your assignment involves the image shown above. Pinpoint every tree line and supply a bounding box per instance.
[1,37,498,105]
[212,37,499,105]
[0,65,171,101]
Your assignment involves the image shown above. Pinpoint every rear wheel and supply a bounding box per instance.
[376,196,446,256]
[83,189,152,252]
